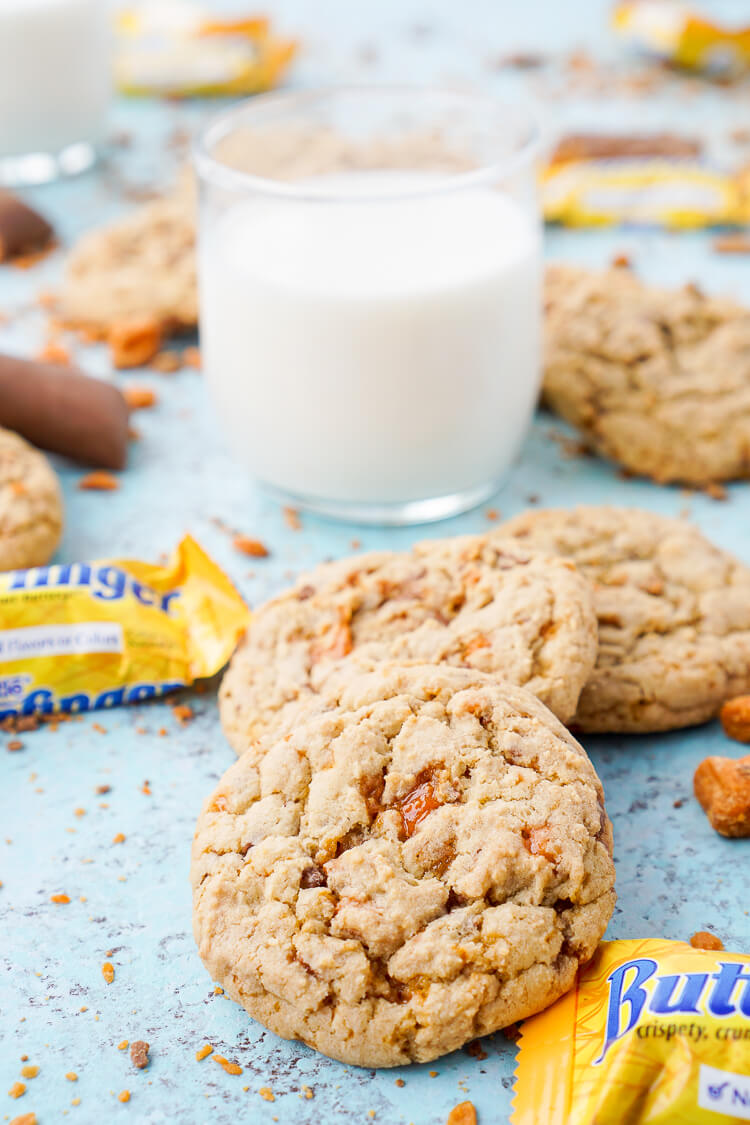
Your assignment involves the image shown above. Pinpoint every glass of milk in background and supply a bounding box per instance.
[0,0,111,184]
[194,87,541,525]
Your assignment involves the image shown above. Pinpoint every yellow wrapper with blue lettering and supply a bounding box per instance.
[512,938,750,1125]
[0,535,249,718]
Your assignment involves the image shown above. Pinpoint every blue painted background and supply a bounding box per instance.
[2,1,749,1122]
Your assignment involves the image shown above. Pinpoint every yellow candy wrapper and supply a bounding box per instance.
[542,158,750,229]
[614,1,750,76]
[0,535,249,718]
[116,3,296,97]
[512,938,750,1125]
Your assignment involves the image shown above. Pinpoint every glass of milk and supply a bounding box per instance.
[0,0,111,185]
[194,87,541,525]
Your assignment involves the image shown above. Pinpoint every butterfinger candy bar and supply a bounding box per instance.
[614,1,750,76]
[551,132,703,163]
[0,353,130,469]
[0,535,249,719]
[512,938,750,1125]
[0,191,54,262]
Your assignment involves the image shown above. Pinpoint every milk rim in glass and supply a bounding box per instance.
[194,86,542,525]
[0,0,111,185]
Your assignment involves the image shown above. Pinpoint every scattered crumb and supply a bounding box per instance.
[213,1055,242,1076]
[502,1023,521,1042]
[673,798,684,808]
[8,1082,26,1098]
[157,728,168,738]
[704,482,728,501]
[71,1098,81,1106]
[259,1087,274,1102]
[368,1113,376,1120]
[713,233,750,255]
[301,1085,314,1098]
[214,986,224,995]
[109,317,162,370]
[182,346,201,369]
[690,930,724,951]
[429,1070,438,1078]
[464,1040,488,1061]
[95,785,111,795]
[117,1042,128,1052]
[350,539,361,550]
[141,781,152,795]
[283,506,301,531]
[102,962,115,984]
[112,833,126,845]
[171,703,194,725]
[152,350,180,373]
[130,1041,150,1069]
[78,471,119,491]
[611,252,631,268]
[20,1066,38,1079]
[195,1044,213,1061]
[7,739,24,752]
[66,1072,78,1081]
[50,894,70,904]
[10,1113,37,1125]
[117,1090,130,1103]
[232,534,270,558]
[395,1078,405,1087]
[123,386,157,410]
[74,807,86,818]
[20,1056,28,1063]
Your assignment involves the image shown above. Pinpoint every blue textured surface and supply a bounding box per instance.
[2,2,750,1122]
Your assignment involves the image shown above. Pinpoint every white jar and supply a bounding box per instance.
[195,87,542,525]
[0,0,111,183]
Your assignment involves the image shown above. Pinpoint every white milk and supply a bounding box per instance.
[199,172,542,507]
[0,0,110,160]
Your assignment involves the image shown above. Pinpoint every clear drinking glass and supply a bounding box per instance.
[194,86,542,525]
[0,0,111,185]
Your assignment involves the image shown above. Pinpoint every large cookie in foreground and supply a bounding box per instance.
[544,264,750,485]
[498,505,750,733]
[219,534,598,753]
[0,427,63,571]
[193,663,615,1067]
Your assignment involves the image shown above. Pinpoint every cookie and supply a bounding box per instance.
[543,264,750,485]
[60,174,197,335]
[0,428,63,571]
[193,663,615,1066]
[219,535,598,753]
[498,505,750,733]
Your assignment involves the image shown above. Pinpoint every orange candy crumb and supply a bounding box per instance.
[20,1066,38,1079]
[118,1090,131,1103]
[117,1041,129,1051]
[213,1055,243,1075]
[195,1044,213,1061]
[78,471,119,491]
[112,833,126,844]
[102,962,115,984]
[259,1086,275,1101]
[9,1081,26,1098]
[66,1072,78,1081]
[50,893,70,904]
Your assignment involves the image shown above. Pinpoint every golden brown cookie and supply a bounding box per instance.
[544,264,750,485]
[193,663,615,1066]
[0,428,63,571]
[499,505,750,733]
[219,534,598,753]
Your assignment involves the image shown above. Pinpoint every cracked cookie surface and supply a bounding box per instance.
[499,505,750,733]
[219,534,598,754]
[544,264,750,485]
[0,428,63,570]
[193,663,615,1066]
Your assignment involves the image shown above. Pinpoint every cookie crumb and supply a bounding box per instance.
[123,386,157,410]
[78,471,119,491]
[118,1090,130,1102]
[485,508,499,521]
[464,1040,488,1060]
[195,1044,213,1061]
[102,962,115,984]
[9,1082,26,1098]
[690,930,724,951]
[213,1055,242,1076]
[109,317,162,370]
[429,1070,438,1078]
[232,535,269,558]
[282,506,301,531]
[66,1072,78,1080]
[720,696,750,743]
[50,893,70,904]
[130,1041,149,1069]
[704,482,728,501]
[96,785,111,795]
[259,1087,274,1102]
[214,985,223,995]
[446,1103,477,1125]
[112,833,126,844]
[611,253,631,268]
[7,739,23,752]
[10,1113,37,1125]
[171,703,194,725]
[395,1078,405,1087]
[673,798,684,808]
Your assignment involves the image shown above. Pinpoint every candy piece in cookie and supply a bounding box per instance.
[193,663,615,1067]
[219,534,598,754]
[543,264,750,486]
[498,505,750,733]
[0,427,62,571]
